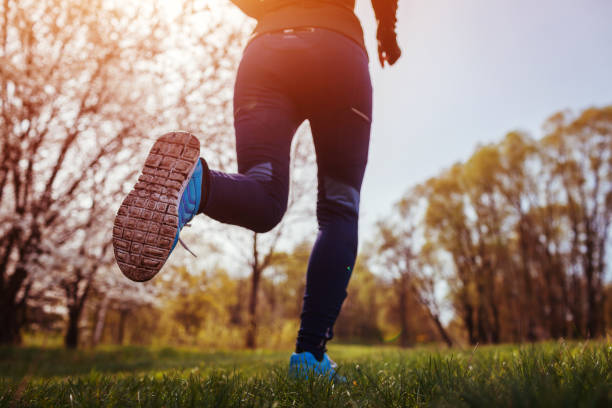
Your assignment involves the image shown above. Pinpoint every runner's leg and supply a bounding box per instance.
[200,39,302,232]
[296,31,372,359]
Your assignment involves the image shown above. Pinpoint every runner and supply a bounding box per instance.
[112,0,400,380]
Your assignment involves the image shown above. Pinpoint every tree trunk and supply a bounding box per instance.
[64,309,79,349]
[518,217,537,341]
[584,236,601,338]
[477,303,489,343]
[408,278,453,347]
[586,276,599,338]
[476,276,490,343]
[462,299,476,345]
[92,295,110,347]
[485,265,500,343]
[245,265,262,349]
[490,301,500,344]
[398,275,410,348]
[0,298,22,344]
[569,275,583,338]
[0,263,28,345]
[430,311,453,347]
[545,262,564,339]
[245,233,261,349]
[117,309,128,345]
[62,270,93,349]
[558,268,570,338]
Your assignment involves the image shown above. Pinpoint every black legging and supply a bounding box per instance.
[201,28,372,358]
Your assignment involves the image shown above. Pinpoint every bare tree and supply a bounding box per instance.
[375,187,453,347]
[0,0,244,344]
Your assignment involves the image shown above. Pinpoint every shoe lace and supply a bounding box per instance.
[328,356,338,370]
[178,223,197,258]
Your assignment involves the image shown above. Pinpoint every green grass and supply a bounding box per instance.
[0,342,610,407]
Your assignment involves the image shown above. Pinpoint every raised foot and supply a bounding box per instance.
[112,131,201,282]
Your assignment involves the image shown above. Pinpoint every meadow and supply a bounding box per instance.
[0,342,610,407]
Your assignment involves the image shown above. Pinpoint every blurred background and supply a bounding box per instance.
[1,0,610,351]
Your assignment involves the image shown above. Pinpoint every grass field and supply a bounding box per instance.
[0,342,610,407]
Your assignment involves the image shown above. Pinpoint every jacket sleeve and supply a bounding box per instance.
[372,0,399,35]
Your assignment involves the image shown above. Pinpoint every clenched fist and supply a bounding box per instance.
[377,27,401,67]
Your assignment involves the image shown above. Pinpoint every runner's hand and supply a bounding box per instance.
[377,28,401,67]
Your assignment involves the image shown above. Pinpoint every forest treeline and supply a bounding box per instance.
[10,107,612,350]
[87,107,611,349]
[1,0,611,349]
[376,107,612,345]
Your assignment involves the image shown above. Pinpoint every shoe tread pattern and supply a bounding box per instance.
[112,131,200,282]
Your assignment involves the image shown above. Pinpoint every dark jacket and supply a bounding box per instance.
[230,0,398,52]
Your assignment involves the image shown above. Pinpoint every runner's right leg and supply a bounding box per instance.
[199,37,302,232]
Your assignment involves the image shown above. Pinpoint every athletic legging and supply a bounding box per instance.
[200,28,372,358]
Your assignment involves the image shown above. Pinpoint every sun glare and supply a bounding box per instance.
[160,0,249,27]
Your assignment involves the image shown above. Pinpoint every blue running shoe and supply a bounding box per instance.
[289,352,345,382]
[113,131,203,282]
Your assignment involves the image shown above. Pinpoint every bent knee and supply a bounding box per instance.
[320,177,361,218]
[250,203,286,233]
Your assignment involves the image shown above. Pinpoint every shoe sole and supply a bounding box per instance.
[112,131,200,282]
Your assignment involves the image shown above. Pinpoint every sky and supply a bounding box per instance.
[165,0,611,321]
[161,0,612,311]
[354,0,612,231]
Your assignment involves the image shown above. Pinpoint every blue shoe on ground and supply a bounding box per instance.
[113,131,204,282]
[289,352,345,382]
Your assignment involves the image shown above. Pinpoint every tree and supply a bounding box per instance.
[375,187,453,347]
[0,0,244,344]
[0,0,156,343]
[541,108,612,338]
[423,164,482,344]
[421,106,612,344]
